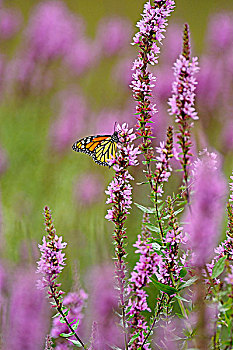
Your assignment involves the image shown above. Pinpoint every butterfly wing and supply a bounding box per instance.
[72,134,117,166]
[92,137,117,166]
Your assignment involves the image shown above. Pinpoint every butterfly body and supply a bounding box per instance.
[72,131,119,166]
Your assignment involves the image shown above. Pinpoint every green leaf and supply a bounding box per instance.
[150,276,178,295]
[175,294,190,303]
[71,319,80,330]
[63,308,69,317]
[60,331,75,338]
[179,268,187,278]
[59,318,66,323]
[178,277,198,291]
[145,223,161,233]
[134,202,155,214]
[67,338,82,347]
[174,208,184,216]
[52,312,60,318]
[212,256,227,279]
[147,237,162,245]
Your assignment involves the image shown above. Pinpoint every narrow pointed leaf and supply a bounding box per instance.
[134,202,155,214]
[150,276,178,295]
[212,256,227,279]
[178,276,198,291]
[67,339,82,347]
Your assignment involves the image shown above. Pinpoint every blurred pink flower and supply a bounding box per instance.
[160,23,183,64]
[64,38,96,76]
[0,7,22,40]
[5,51,54,95]
[112,57,133,88]
[87,264,123,349]
[51,289,88,342]
[94,107,133,135]
[206,12,233,52]
[3,269,50,350]
[50,90,88,152]
[26,1,83,62]
[185,151,227,266]
[95,17,132,57]
[197,57,223,113]
[74,174,103,206]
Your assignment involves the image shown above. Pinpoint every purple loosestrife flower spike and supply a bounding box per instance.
[37,206,67,297]
[168,23,199,202]
[131,0,175,187]
[105,123,140,347]
[127,199,187,349]
[127,217,161,350]
[185,152,227,267]
[37,206,86,349]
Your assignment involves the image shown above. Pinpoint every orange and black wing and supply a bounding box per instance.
[72,134,118,166]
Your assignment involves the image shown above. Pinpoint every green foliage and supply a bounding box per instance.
[212,256,227,278]
[150,275,178,295]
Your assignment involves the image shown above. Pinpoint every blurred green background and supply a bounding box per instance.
[1,0,233,288]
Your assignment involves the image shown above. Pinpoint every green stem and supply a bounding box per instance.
[50,286,86,349]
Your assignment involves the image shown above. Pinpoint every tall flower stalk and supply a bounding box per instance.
[105,123,139,349]
[168,23,199,203]
[131,0,175,188]
[131,0,175,183]
[37,206,86,349]
[131,1,175,240]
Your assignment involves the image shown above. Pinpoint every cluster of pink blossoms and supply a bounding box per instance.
[127,211,187,349]
[168,23,199,198]
[153,126,175,196]
[131,0,175,112]
[105,123,140,222]
[105,123,140,347]
[37,206,67,293]
[130,0,175,175]
[168,55,199,122]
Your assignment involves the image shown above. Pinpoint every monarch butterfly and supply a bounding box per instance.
[72,131,119,166]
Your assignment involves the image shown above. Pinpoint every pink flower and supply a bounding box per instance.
[26,1,82,62]
[87,265,123,348]
[185,151,227,266]
[3,269,50,349]
[64,38,96,76]
[37,206,67,290]
[50,90,87,152]
[0,7,22,39]
[74,174,103,206]
[95,17,132,57]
